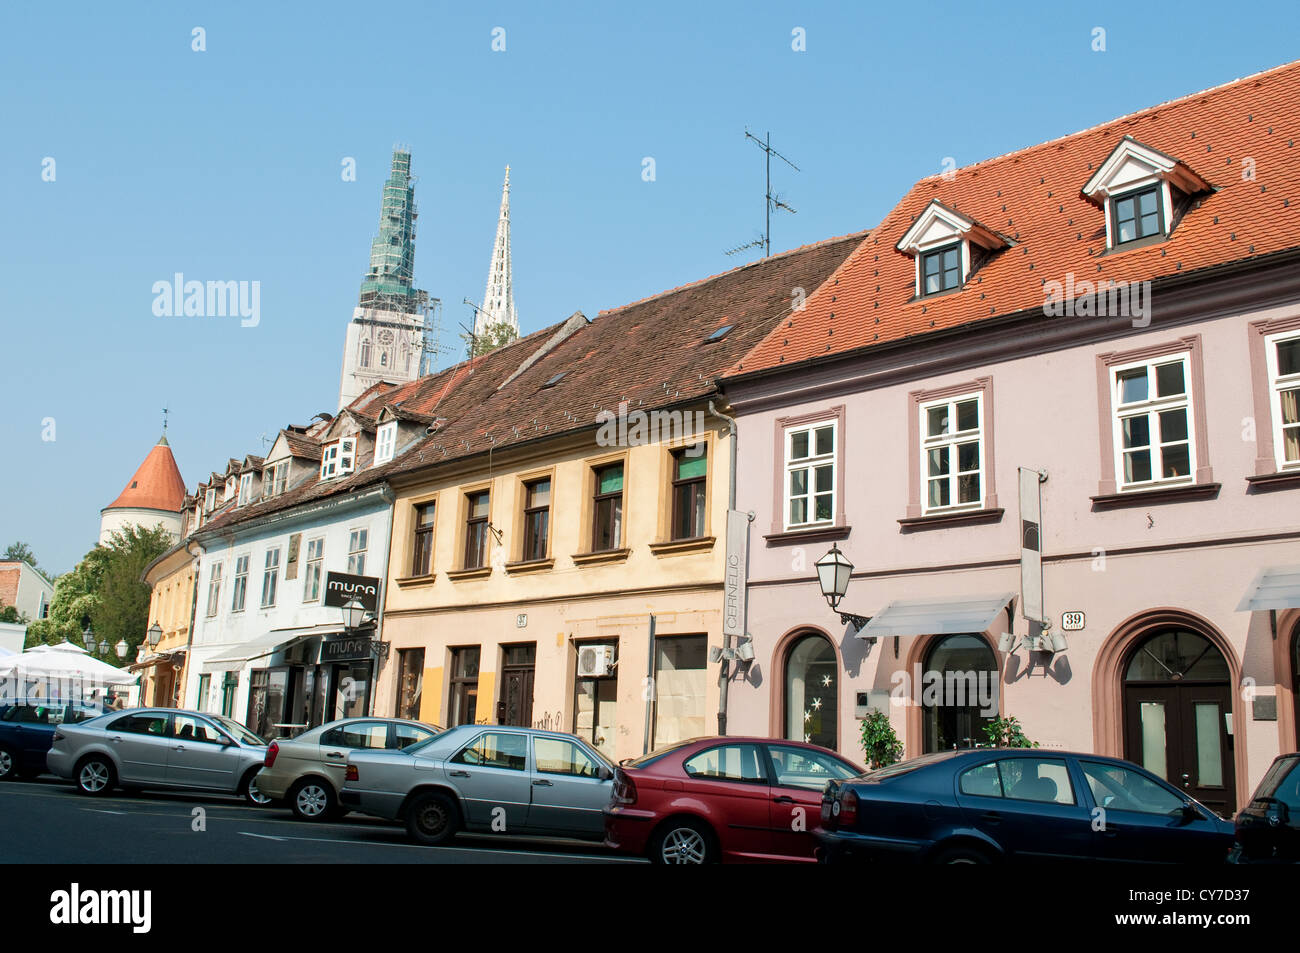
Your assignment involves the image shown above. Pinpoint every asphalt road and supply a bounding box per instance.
[0,777,643,864]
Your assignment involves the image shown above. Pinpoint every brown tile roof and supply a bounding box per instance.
[197,231,867,534]
[104,437,186,514]
[734,59,1300,376]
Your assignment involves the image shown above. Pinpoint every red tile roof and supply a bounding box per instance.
[734,59,1300,376]
[195,231,867,535]
[104,437,186,514]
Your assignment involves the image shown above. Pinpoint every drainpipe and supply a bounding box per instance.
[180,539,203,708]
[708,400,739,737]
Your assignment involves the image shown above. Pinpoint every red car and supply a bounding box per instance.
[604,736,863,864]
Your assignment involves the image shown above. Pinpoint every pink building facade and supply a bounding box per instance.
[719,62,1300,815]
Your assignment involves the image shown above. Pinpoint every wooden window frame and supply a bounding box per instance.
[412,502,436,576]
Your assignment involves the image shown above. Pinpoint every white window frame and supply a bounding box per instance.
[204,488,216,512]
[782,420,838,531]
[262,462,288,498]
[321,439,356,480]
[1111,353,1196,491]
[231,554,249,612]
[223,478,236,503]
[374,422,397,466]
[919,392,985,514]
[237,472,254,505]
[347,528,368,575]
[303,537,325,602]
[1265,329,1300,471]
[205,564,223,618]
[261,547,281,608]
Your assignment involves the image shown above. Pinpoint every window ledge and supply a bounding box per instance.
[571,548,631,566]
[1245,470,1300,491]
[395,573,437,588]
[1090,482,1221,509]
[648,536,716,557]
[504,557,555,575]
[763,525,851,546]
[898,507,1004,531]
[446,566,492,582]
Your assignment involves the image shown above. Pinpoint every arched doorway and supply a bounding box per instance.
[922,634,997,752]
[1122,628,1235,815]
[784,633,838,750]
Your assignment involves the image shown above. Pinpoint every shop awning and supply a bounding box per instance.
[1236,565,1300,612]
[856,592,1017,640]
[200,631,308,673]
[127,649,186,673]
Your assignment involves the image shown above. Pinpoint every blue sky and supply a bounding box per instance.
[1,0,1295,575]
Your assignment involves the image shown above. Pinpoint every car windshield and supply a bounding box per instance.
[622,740,695,769]
[211,716,265,746]
[861,750,961,781]
[1253,757,1300,803]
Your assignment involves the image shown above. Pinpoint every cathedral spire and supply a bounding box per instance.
[475,166,518,339]
[359,149,420,313]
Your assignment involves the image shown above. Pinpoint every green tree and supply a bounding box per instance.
[859,709,904,769]
[983,716,1038,748]
[0,603,29,624]
[4,541,36,565]
[470,321,518,357]
[26,525,170,661]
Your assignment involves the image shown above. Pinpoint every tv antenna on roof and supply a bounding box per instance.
[726,129,799,259]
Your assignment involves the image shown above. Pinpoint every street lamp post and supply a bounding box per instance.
[815,543,873,636]
[115,640,128,660]
[147,623,163,650]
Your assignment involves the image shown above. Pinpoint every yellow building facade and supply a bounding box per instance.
[378,413,733,762]
[136,542,199,707]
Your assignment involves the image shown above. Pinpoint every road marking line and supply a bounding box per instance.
[83,809,127,815]
[239,830,642,861]
[238,832,286,842]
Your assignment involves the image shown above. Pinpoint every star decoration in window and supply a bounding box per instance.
[811,697,823,710]
[821,675,832,687]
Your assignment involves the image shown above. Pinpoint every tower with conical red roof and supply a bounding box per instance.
[99,434,187,544]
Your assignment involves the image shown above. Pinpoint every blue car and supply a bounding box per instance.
[817,748,1234,864]
[0,702,107,781]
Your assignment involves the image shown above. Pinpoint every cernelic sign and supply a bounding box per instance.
[323,572,381,613]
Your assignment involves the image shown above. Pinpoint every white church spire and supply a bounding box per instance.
[475,166,518,340]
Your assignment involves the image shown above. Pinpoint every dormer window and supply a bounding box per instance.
[374,422,397,466]
[1082,137,1211,252]
[1112,185,1162,246]
[262,462,288,498]
[223,478,235,502]
[897,200,1009,300]
[921,243,962,296]
[321,438,357,480]
[237,472,255,505]
[204,488,216,513]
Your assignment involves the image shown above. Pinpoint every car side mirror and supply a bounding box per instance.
[1180,802,1201,823]
[598,765,613,781]
[221,736,237,747]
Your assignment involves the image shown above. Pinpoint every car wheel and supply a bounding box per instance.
[289,778,336,821]
[651,819,716,865]
[75,756,115,796]
[932,845,994,864]
[0,746,17,781]
[242,771,273,807]
[405,792,459,846]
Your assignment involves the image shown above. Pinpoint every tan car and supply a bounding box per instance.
[257,717,442,821]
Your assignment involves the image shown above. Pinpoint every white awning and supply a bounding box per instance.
[857,592,1017,640]
[1236,566,1300,612]
[197,624,348,673]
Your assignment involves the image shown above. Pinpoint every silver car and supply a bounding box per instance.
[341,724,615,845]
[46,707,271,805]
[255,716,442,821]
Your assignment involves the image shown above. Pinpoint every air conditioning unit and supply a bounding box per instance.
[577,644,616,678]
